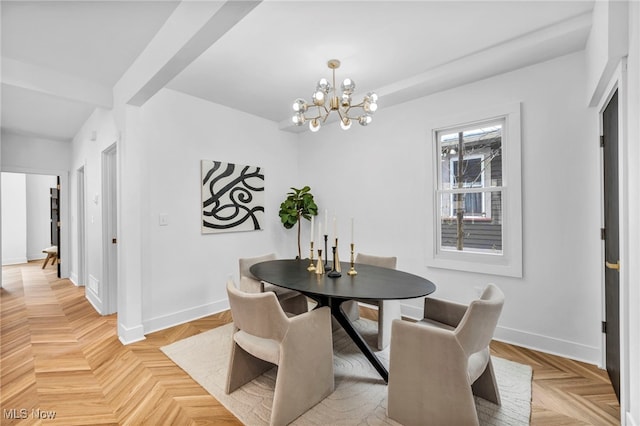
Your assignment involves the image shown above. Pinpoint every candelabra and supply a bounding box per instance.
[315,249,325,274]
[347,243,358,275]
[328,238,342,278]
[323,234,329,270]
[307,241,316,271]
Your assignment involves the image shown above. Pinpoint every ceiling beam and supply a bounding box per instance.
[115,0,262,107]
[2,57,112,108]
[377,12,593,108]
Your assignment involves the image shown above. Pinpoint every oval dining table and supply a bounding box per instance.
[250,258,437,383]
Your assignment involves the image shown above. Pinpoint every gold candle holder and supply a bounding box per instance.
[307,242,316,271]
[315,249,325,274]
[348,243,358,275]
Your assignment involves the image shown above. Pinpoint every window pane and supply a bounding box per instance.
[439,122,503,190]
[440,191,503,253]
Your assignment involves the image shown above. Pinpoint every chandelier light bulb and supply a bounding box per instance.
[364,101,378,114]
[309,119,321,132]
[292,113,305,126]
[313,90,325,106]
[341,93,351,107]
[341,78,356,94]
[293,98,308,113]
[316,78,331,93]
[340,117,352,130]
[359,115,372,126]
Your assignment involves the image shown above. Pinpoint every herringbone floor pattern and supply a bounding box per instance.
[1,262,619,425]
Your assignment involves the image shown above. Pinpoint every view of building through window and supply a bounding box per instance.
[437,121,503,253]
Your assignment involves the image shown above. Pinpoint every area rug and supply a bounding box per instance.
[161,318,532,425]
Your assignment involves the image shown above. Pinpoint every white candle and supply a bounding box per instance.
[317,222,322,246]
[324,210,328,235]
[310,216,314,244]
[351,217,354,243]
[333,217,337,241]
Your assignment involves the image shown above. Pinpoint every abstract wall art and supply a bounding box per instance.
[201,160,265,234]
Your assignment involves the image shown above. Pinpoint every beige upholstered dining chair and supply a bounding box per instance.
[239,253,308,315]
[387,284,505,426]
[342,253,398,349]
[225,279,334,426]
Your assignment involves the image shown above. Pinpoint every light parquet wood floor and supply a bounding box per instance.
[1,262,620,425]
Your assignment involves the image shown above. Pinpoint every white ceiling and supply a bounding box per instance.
[1,0,594,142]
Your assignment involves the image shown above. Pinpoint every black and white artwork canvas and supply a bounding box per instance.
[201,160,265,234]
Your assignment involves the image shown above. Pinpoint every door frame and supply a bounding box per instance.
[597,59,629,419]
[76,165,87,286]
[101,143,118,315]
[0,166,70,280]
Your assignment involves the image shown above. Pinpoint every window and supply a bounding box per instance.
[438,121,503,252]
[426,104,522,277]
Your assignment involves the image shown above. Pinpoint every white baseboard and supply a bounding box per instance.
[143,298,230,336]
[494,325,601,365]
[118,322,145,345]
[627,411,638,426]
[399,302,423,320]
[69,272,79,286]
[85,290,103,315]
[2,257,28,266]
[398,302,601,365]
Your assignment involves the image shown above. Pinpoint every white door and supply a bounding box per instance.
[102,144,118,314]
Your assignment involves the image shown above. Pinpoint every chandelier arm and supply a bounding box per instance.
[342,105,361,119]
[348,101,366,108]
[304,112,323,121]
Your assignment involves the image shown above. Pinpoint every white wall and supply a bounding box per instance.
[69,108,120,311]
[26,174,58,260]
[298,51,602,364]
[136,89,299,333]
[71,89,300,335]
[1,172,27,265]
[1,131,71,172]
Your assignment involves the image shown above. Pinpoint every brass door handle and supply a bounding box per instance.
[605,260,620,271]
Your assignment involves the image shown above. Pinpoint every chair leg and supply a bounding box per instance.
[225,341,273,394]
[377,300,401,350]
[42,253,52,269]
[341,300,360,321]
[471,358,501,405]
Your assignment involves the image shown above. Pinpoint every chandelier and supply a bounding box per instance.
[292,59,378,132]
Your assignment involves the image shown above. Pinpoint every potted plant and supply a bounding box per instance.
[279,186,318,259]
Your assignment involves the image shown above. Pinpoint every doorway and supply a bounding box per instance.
[102,144,118,315]
[602,89,620,401]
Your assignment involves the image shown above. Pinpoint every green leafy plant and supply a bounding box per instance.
[279,186,318,258]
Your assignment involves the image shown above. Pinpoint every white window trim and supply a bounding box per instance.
[447,153,491,219]
[426,102,522,278]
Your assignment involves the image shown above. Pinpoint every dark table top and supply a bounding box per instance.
[250,259,436,301]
